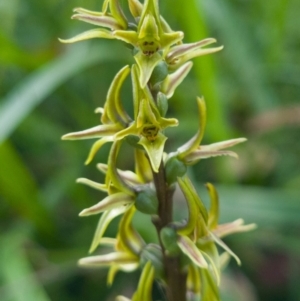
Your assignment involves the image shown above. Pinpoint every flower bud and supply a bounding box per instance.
[165,157,187,184]
[140,244,164,278]
[160,227,180,256]
[125,135,144,149]
[135,187,158,215]
[156,92,168,117]
[149,61,169,86]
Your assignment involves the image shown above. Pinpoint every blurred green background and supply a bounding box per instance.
[0,0,299,300]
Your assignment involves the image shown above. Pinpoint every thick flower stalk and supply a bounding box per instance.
[61,1,256,300]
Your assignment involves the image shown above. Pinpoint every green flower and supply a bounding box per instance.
[167,97,247,165]
[79,205,145,285]
[62,64,178,172]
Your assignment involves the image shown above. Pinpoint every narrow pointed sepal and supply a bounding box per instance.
[167,38,217,63]
[85,137,114,165]
[184,137,247,163]
[59,28,114,44]
[177,97,206,159]
[72,14,123,30]
[61,124,122,140]
[110,0,128,29]
[132,261,155,301]
[128,0,143,18]
[79,192,134,217]
[76,178,107,192]
[206,183,219,230]
[78,252,139,267]
[177,235,208,269]
[89,207,128,253]
[161,62,193,99]
[102,65,132,125]
[138,132,167,173]
[209,231,241,266]
[213,218,257,238]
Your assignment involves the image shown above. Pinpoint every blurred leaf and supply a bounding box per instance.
[170,0,232,141]
[0,42,129,144]
[0,141,55,235]
[0,228,51,301]
[215,185,299,227]
[201,0,279,112]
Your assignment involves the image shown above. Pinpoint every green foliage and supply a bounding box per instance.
[0,0,300,300]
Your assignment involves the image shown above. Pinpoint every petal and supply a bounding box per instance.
[128,0,143,18]
[73,7,105,16]
[176,177,200,236]
[199,138,247,152]
[178,46,224,67]
[109,0,128,29]
[96,163,143,185]
[138,132,167,173]
[72,14,123,30]
[187,264,201,294]
[184,150,239,163]
[138,0,161,33]
[113,30,139,46]
[76,178,107,192]
[209,231,241,266]
[177,235,208,269]
[134,51,162,88]
[61,124,121,140]
[102,65,132,125]
[107,141,135,195]
[59,28,114,43]
[132,261,155,301]
[78,252,139,267]
[177,97,206,159]
[79,192,134,216]
[200,268,220,301]
[89,207,128,253]
[160,31,184,49]
[161,62,193,99]
[118,206,145,256]
[134,148,153,183]
[166,38,217,63]
[85,136,114,165]
[213,219,257,238]
[206,183,219,230]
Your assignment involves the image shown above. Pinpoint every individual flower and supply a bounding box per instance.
[113,64,178,172]
[161,176,256,299]
[62,64,178,172]
[166,97,247,165]
[60,0,223,89]
[79,205,145,285]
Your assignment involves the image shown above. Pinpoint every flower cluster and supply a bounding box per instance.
[61,0,255,300]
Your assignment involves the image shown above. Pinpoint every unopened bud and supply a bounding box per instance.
[160,227,180,256]
[140,244,164,278]
[156,92,168,117]
[165,157,187,184]
[135,187,158,215]
[150,61,169,86]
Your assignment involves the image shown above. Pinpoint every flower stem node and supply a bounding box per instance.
[135,187,158,215]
